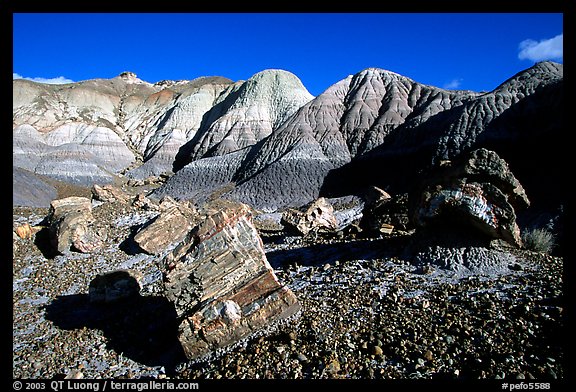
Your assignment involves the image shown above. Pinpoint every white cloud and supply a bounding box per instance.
[518,34,563,62]
[13,72,74,84]
[443,78,463,89]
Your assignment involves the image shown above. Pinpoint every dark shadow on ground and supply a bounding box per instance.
[263,222,501,272]
[33,227,60,259]
[264,235,411,270]
[43,292,186,375]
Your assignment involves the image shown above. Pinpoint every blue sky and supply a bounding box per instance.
[13,13,563,96]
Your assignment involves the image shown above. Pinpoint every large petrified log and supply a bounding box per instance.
[159,199,301,361]
[411,148,529,247]
[48,196,105,254]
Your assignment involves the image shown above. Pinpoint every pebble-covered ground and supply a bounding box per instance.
[12,201,564,382]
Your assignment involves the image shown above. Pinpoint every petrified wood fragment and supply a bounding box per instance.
[360,188,410,234]
[133,201,198,255]
[281,197,338,236]
[160,199,301,361]
[48,196,104,254]
[91,184,131,204]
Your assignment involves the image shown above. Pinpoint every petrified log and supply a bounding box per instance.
[160,199,301,361]
[91,184,131,204]
[412,149,528,247]
[48,196,104,254]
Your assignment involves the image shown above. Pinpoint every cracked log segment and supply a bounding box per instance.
[159,199,301,361]
[411,148,529,247]
[91,184,131,204]
[48,196,105,254]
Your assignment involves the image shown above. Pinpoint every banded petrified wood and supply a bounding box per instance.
[160,199,301,361]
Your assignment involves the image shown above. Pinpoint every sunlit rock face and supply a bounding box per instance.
[12,69,313,199]
[125,77,235,179]
[187,69,314,160]
[12,74,237,186]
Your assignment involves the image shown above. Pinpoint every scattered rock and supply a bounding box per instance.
[363,186,392,208]
[360,190,409,234]
[296,352,308,363]
[15,223,34,239]
[323,358,341,376]
[287,331,297,342]
[372,345,384,356]
[13,232,19,252]
[13,196,565,379]
[158,195,182,211]
[131,193,158,210]
[414,245,518,275]
[64,369,84,379]
[91,184,130,204]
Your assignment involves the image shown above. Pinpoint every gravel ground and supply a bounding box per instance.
[12,201,565,382]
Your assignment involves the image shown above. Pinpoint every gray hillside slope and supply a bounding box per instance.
[188,69,314,161]
[322,61,564,200]
[13,62,563,211]
[13,167,58,208]
[128,70,313,179]
[154,64,562,210]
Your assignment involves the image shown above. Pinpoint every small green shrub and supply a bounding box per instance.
[522,228,556,254]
